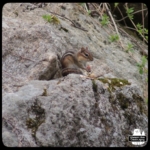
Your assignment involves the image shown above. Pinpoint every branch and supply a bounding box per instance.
[116,5,127,26]
[118,27,148,57]
[104,3,124,48]
[84,3,89,12]
[48,11,88,32]
[115,8,147,22]
[125,4,148,43]
[142,3,145,42]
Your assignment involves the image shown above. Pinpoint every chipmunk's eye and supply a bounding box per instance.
[84,53,89,57]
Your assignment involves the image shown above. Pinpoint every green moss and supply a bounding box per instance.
[41,88,47,96]
[26,99,45,138]
[98,78,131,110]
[98,78,131,92]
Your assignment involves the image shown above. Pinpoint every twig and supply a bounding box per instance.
[125,4,148,43]
[101,3,106,14]
[124,26,137,31]
[116,6,127,26]
[48,11,88,32]
[91,3,102,16]
[8,3,22,17]
[90,3,102,17]
[118,27,148,57]
[104,3,124,49]
[99,3,103,10]
[115,8,147,22]
[84,3,89,12]
[142,3,144,42]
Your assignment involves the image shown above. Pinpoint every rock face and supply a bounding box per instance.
[2,75,148,147]
[2,3,148,147]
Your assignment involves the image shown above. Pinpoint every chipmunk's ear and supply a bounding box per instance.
[81,47,85,52]
[85,47,88,50]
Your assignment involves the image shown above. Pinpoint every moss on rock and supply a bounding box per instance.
[26,99,45,138]
[98,78,131,92]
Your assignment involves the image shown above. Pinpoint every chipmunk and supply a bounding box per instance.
[60,47,93,76]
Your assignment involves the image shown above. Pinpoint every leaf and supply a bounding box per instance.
[109,34,119,42]
[126,7,134,20]
[88,10,91,15]
[100,14,109,26]
[137,23,142,29]
[139,68,143,74]
[128,14,133,20]
[127,7,134,14]
[42,15,53,23]
[114,3,119,7]
[141,56,147,65]
[79,3,84,6]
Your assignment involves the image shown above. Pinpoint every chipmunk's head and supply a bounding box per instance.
[78,47,93,62]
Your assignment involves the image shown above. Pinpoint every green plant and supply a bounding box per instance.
[124,4,148,43]
[109,34,119,42]
[137,56,147,74]
[87,10,91,15]
[43,14,53,23]
[79,3,84,6]
[136,23,148,41]
[42,14,60,24]
[114,3,119,7]
[100,14,109,26]
[126,7,134,20]
[145,98,148,104]
[126,43,134,53]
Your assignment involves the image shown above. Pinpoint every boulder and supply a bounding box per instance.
[2,3,148,147]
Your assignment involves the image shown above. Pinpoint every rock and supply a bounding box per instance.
[2,75,148,147]
[2,3,148,147]
[2,3,147,96]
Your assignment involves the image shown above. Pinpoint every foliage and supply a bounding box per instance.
[136,23,148,41]
[88,10,91,15]
[126,43,134,53]
[124,5,148,43]
[126,7,134,20]
[43,14,53,23]
[137,56,147,74]
[79,3,84,6]
[113,3,148,43]
[109,34,119,42]
[114,3,119,8]
[100,14,109,26]
[42,14,60,24]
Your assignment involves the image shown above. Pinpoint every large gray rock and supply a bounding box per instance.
[2,3,148,147]
[2,3,147,97]
[2,75,148,147]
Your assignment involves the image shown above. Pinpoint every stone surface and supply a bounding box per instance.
[2,3,147,96]
[2,75,148,147]
[2,3,148,147]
